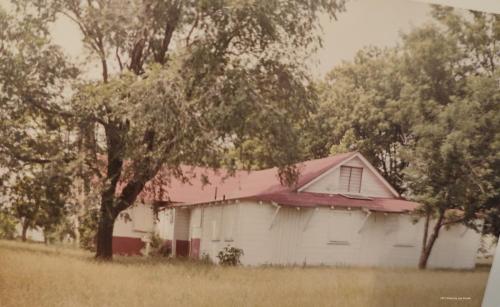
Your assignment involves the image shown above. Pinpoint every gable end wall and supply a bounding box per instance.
[304,157,394,198]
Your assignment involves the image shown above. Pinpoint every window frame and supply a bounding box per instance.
[327,211,354,245]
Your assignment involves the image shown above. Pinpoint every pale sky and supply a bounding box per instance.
[2,0,498,79]
[311,0,431,77]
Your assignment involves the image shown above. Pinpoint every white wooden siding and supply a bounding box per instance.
[116,201,480,269]
[226,202,480,268]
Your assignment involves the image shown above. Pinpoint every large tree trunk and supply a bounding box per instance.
[94,124,125,260]
[94,124,162,260]
[21,220,29,242]
[74,214,80,247]
[418,209,445,269]
[94,176,156,260]
[95,202,116,260]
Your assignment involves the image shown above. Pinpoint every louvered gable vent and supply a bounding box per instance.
[339,166,363,193]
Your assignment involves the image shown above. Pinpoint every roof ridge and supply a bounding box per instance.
[179,151,358,175]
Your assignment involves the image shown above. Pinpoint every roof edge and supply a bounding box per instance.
[295,152,358,192]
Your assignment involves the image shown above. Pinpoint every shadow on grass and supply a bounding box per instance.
[0,240,91,262]
[0,239,216,268]
[1,239,491,273]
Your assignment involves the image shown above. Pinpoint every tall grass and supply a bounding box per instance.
[0,240,489,307]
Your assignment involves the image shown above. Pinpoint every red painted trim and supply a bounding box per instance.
[176,240,189,257]
[112,236,145,256]
[190,239,201,259]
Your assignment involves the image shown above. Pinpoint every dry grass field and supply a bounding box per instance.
[0,240,490,307]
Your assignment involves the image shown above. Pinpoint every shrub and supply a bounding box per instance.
[78,207,99,251]
[149,233,171,257]
[200,252,213,265]
[217,245,244,266]
[0,209,16,240]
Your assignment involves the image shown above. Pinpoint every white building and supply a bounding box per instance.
[113,152,481,268]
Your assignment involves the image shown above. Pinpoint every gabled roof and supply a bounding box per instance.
[149,152,356,204]
[297,152,400,198]
[142,152,419,213]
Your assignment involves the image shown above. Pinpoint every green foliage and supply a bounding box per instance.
[217,245,244,266]
[0,5,79,168]
[78,206,99,251]
[0,209,17,239]
[0,3,80,243]
[149,232,171,257]
[304,46,409,192]
[5,164,73,240]
[400,16,499,236]
[199,252,214,265]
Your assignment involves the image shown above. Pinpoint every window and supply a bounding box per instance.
[211,220,220,241]
[211,207,222,241]
[328,211,353,245]
[394,217,417,247]
[223,206,235,242]
[339,166,363,193]
[384,215,399,234]
[132,204,154,232]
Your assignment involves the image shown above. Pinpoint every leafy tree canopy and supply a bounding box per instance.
[2,0,346,259]
[308,6,499,267]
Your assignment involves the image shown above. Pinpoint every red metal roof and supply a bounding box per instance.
[141,152,419,213]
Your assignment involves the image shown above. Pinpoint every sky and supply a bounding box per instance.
[311,0,431,77]
[1,0,498,79]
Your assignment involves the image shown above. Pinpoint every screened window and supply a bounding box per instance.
[211,207,222,241]
[394,218,417,247]
[328,211,354,245]
[223,206,235,242]
[211,220,220,241]
[339,166,363,193]
[132,204,154,232]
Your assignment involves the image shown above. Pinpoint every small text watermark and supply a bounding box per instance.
[440,297,471,301]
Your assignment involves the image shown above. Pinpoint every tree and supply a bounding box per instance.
[304,47,410,193]
[9,0,346,260]
[431,6,500,241]
[399,9,499,268]
[405,93,499,269]
[78,205,99,251]
[0,4,80,241]
[0,6,78,167]
[6,165,73,241]
[0,208,17,240]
